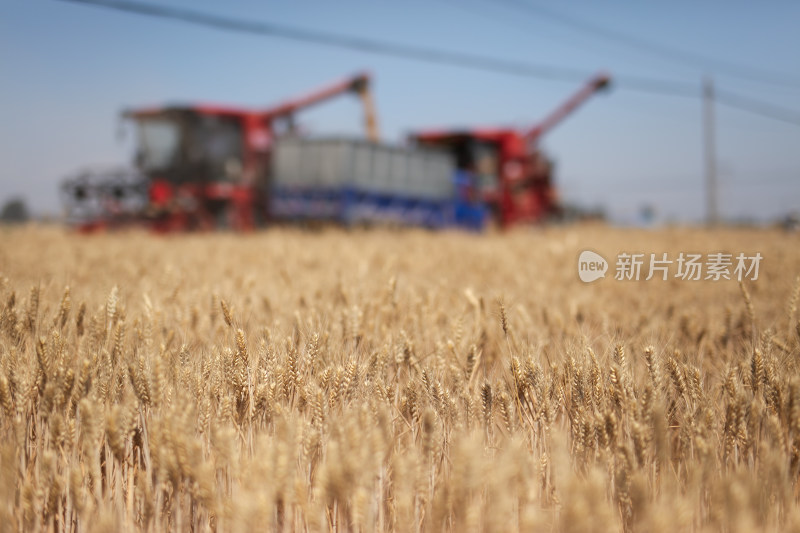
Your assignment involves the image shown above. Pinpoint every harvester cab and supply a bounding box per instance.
[123,104,268,231]
[129,108,247,186]
[410,73,610,227]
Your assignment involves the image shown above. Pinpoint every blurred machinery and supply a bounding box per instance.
[410,72,610,227]
[62,72,378,231]
[61,71,610,231]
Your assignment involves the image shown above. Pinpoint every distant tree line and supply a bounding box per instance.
[0,198,30,224]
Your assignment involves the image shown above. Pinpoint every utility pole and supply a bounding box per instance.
[703,76,718,226]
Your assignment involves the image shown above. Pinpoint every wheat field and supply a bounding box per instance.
[0,224,799,532]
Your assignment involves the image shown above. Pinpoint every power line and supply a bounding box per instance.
[55,0,800,126]
[439,0,700,93]
[52,0,699,96]
[716,90,800,127]
[55,0,599,84]
[434,0,800,125]
[485,0,800,89]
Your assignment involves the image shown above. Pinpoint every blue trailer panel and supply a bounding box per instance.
[270,137,486,229]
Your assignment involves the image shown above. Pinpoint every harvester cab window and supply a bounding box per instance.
[472,142,498,192]
[137,118,181,172]
[188,115,243,181]
[424,136,499,193]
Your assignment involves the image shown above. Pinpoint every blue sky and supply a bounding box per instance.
[2,0,799,222]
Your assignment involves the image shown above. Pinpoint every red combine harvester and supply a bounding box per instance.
[410,72,610,227]
[62,72,379,232]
